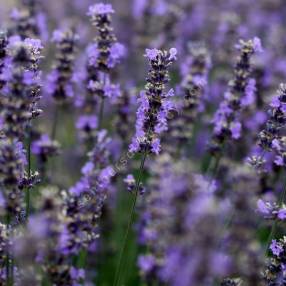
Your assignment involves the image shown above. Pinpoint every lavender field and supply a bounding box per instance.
[0,0,286,285]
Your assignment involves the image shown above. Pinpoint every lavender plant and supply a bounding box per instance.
[113,48,176,286]
[1,0,286,285]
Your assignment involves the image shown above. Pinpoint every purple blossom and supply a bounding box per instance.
[76,115,98,130]
[138,255,156,274]
[87,3,114,17]
[270,240,283,256]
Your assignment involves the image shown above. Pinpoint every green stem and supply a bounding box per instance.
[76,249,87,268]
[113,150,148,286]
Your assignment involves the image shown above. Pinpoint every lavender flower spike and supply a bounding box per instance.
[47,29,78,104]
[129,48,177,155]
[210,37,263,155]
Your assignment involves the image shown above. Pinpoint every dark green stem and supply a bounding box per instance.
[113,150,148,286]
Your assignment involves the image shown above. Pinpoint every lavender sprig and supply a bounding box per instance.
[83,3,125,131]
[129,48,177,155]
[210,37,262,155]
[264,237,286,285]
[47,29,78,105]
[114,47,176,286]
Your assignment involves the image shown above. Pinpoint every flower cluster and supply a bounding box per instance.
[10,4,39,39]
[0,224,8,285]
[77,3,125,144]
[63,130,113,254]
[138,155,228,285]
[32,134,60,163]
[129,48,177,155]
[84,3,125,106]
[257,84,286,167]
[14,187,85,285]
[264,237,286,285]
[168,42,210,145]
[257,199,286,221]
[114,89,136,141]
[0,139,26,215]
[47,29,78,104]
[0,36,42,216]
[1,36,43,139]
[87,3,125,72]
[0,31,8,90]
[210,37,263,155]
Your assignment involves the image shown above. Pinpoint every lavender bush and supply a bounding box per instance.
[1,0,286,285]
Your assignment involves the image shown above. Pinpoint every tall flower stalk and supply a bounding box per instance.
[254,84,286,250]
[47,29,78,139]
[206,37,262,174]
[113,47,177,286]
[83,3,125,132]
[0,35,43,284]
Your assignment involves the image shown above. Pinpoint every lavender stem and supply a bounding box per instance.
[113,149,148,286]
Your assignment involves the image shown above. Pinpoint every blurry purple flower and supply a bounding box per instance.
[76,115,98,130]
[87,3,114,17]
[138,255,156,274]
[270,240,283,256]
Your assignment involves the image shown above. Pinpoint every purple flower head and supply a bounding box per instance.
[270,240,283,256]
[145,48,160,61]
[87,3,114,17]
[253,37,263,53]
[124,174,135,185]
[108,43,126,68]
[87,43,99,66]
[151,138,161,154]
[210,37,261,154]
[138,255,156,274]
[76,115,98,131]
[230,122,241,139]
[278,208,286,220]
[70,267,85,280]
[257,199,271,215]
[81,162,94,176]
[130,49,176,154]
[241,78,256,107]
[32,134,60,163]
[24,38,43,55]
[169,48,177,61]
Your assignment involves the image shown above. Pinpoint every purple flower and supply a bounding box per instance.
[145,49,160,60]
[108,43,126,68]
[130,49,176,154]
[86,43,99,66]
[151,138,161,154]
[257,199,271,215]
[87,3,114,17]
[138,255,156,274]
[230,122,242,139]
[76,115,98,130]
[270,240,283,256]
[241,78,256,107]
[253,37,263,53]
[278,208,286,220]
